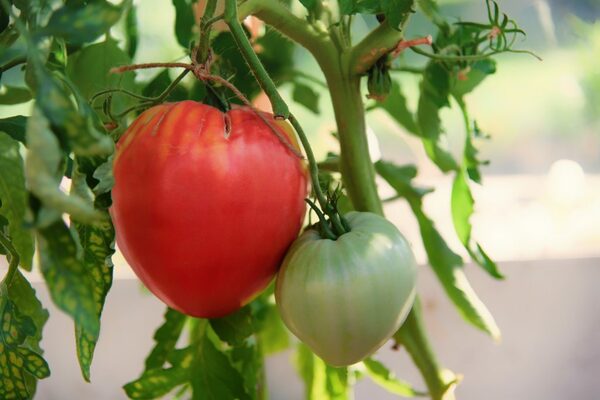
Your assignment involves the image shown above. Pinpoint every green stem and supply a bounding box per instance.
[224,0,346,237]
[0,232,20,288]
[394,300,457,400]
[197,0,218,64]
[236,1,454,398]
[0,56,26,73]
[224,0,288,119]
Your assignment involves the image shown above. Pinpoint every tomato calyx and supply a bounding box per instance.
[305,186,351,240]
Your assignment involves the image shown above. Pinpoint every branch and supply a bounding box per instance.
[349,2,416,76]
[238,0,332,61]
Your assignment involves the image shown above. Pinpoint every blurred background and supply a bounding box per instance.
[1,0,599,399]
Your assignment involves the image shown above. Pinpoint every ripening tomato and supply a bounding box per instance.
[111,101,308,318]
[275,212,418,366]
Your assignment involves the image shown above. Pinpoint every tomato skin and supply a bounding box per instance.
[275,212,418,366]
[111,101,307,318]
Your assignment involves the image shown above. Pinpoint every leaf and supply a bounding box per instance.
[209,306,254,347]
[384,0,414,29]
[295,343,350,400]
[363,358,425,397]
[190,333,251,400]
[0,86,32,105]
[295,343,328,400]
[0,132,34,269]
[451,169,503,279]
[417,0,450,32]
[292,82,320,114]
[41,1,122,44]
[69,167,115,381]
[230,340,261,398]
[376,160,501,340]
[378,81,419,134]
[0,115,27,144]
[144,308,187,370]
[37,219,100,339]
[124,365,189,399]
[451,59,496,97]
[125,5,139,59]
[417,62,450,140]
[0,299,50,400]
[29,58,114,157]
[422,138,458,172]
[25,107,104,225]
[91,154,115,196]
[256,303,289,355]
[67,38,137,112]
[299,0,318,12]
[8,270,49,354]
[172,0,196,49]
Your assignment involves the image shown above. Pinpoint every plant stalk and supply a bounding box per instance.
[233,1,455,398]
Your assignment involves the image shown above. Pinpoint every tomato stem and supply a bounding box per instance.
[197,0,218,65]
[0,232,20,298]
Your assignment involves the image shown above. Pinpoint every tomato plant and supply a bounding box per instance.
[0,0,536,399]
[112,101,307,317]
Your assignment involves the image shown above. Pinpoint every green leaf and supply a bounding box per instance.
[172,0,196,49]
[417,0,449,32]
[422,138,458,172]
[378,81,418,134]
[4,270,49,398]
[210,306,254,347]
[67,38,137,112]
[451,59,496,97]
[256,303,289,355]
[451,169,503,279]
[384,0,414,29]
[0,299,50,400]
[363,358,425,397]
[25,107,104,225]
[295,343,329,400]
[230,340,261,399]
[70,166,115,381]
[124,365,189,399]
[8,270,49,354]
[37,219,100,339]
[190,333,251,400]
[29,57,114,156]
[376,160,501,340]
[295,343,350,400]
[125,5,139,59]
[144,308,187,370]
[0,86,32,105]
[292,82,320,114]
[0,132,34,269]
[41,1,122,44]
[91,154,115,196]
[417,62,450,140]
[0,115,27,144]
[299,0,318,12]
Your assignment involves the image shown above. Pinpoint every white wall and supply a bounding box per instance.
[33,257,600,400]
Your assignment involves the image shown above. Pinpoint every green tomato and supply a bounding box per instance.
[275,211,418,366]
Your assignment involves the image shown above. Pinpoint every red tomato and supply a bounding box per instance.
[111,101,307,317]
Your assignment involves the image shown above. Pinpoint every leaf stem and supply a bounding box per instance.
[0,57,26,73]
[224,0,288,119]
[0,232,20,289]
[197,0,218,64]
